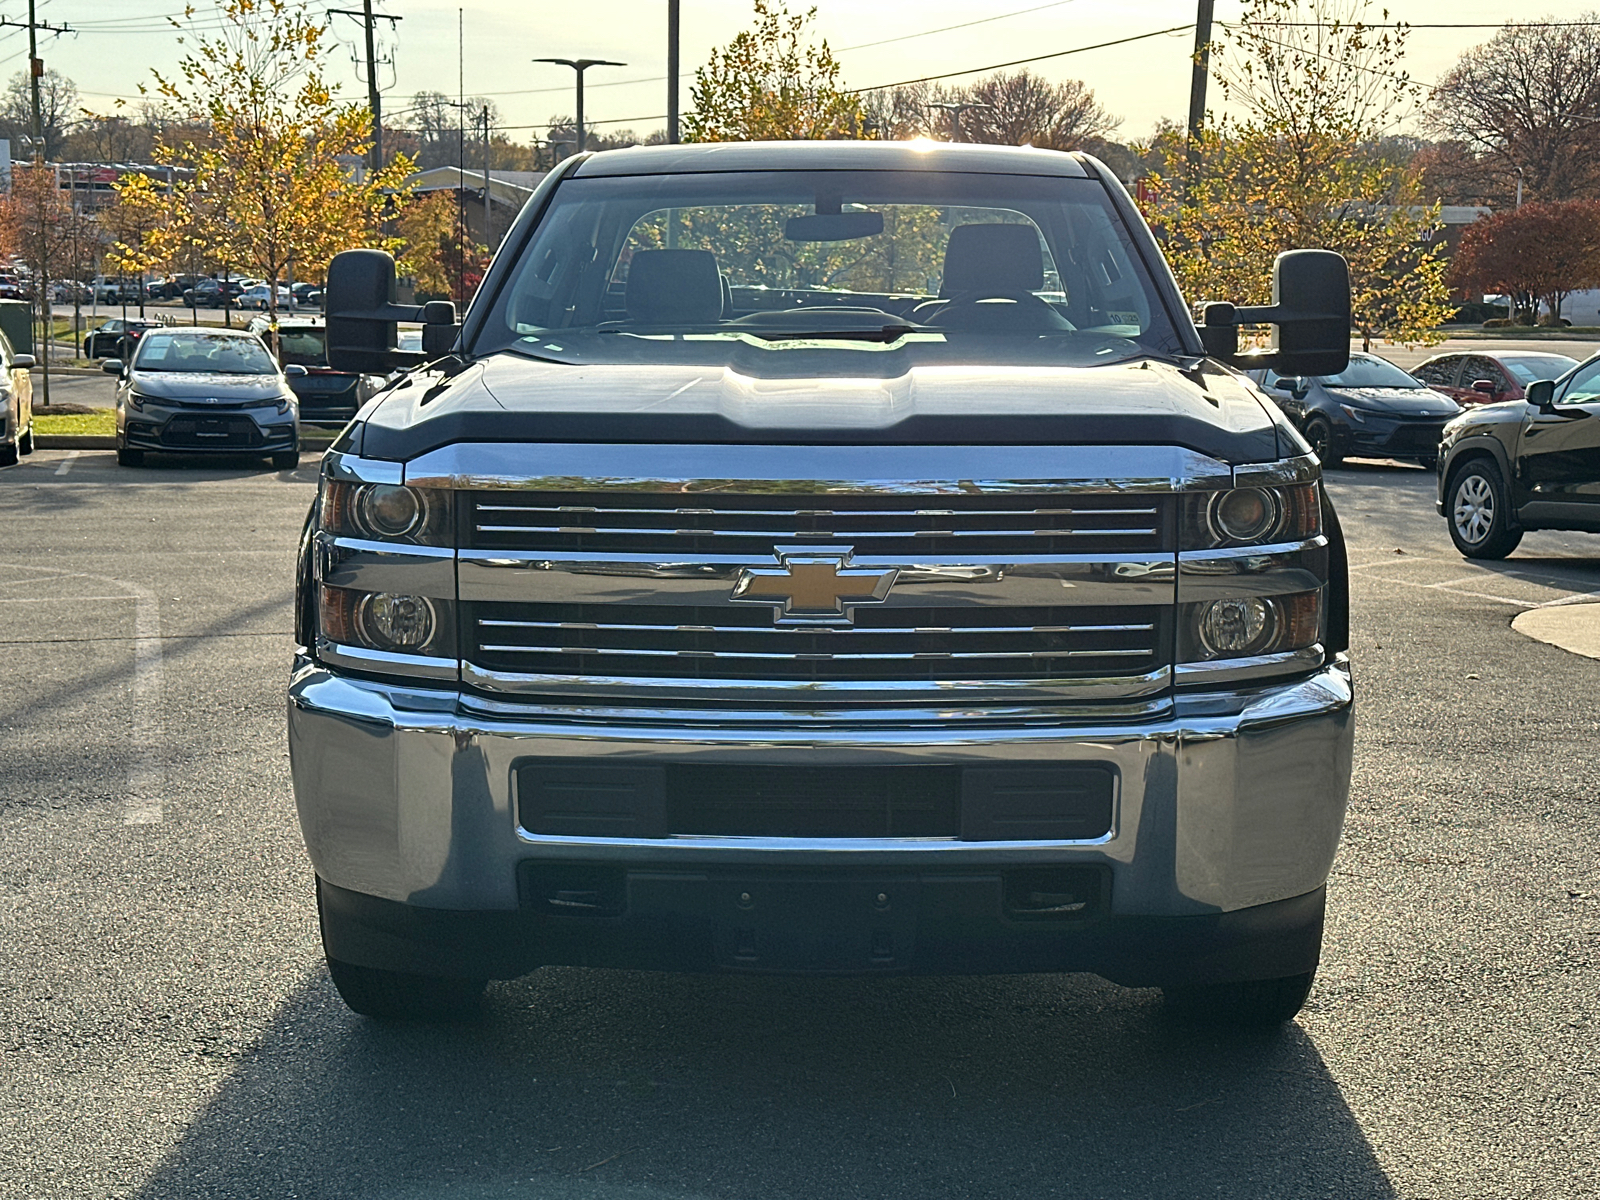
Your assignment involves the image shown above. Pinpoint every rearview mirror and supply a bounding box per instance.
[284,363,309,377]
[1470,378,1497,395]
[100,358,123,375]
[11,353,34,370]
[1527,379,1556,410]
[785,212,885,242]
[1198,249,1351,376]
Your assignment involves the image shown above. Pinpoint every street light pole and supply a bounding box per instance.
[928,101,994,143]
[667,0,680,144]
[533,58,627,154]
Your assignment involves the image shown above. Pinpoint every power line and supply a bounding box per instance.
[846,24,1194,93]
[836,0,1084,53]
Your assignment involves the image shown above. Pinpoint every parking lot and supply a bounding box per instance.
[0,448,1596,1199]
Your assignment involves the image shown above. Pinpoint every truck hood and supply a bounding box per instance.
[356,351,1287,463]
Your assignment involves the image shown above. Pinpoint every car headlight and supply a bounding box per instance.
[1184,483,1321,549]
[1337,403,1368,424]
[1181,591,1323,662]
[319,480,451,545]
[126,391,153,410]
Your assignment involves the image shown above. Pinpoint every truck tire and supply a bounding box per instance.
[1162,970,1317,1027]
[324,957,488,1021]
[1446,458,1522,560]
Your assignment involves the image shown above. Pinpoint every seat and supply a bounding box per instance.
[624,249,724,326]
[939,223,1045,298]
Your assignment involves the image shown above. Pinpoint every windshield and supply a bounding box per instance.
[1316,356,1420,389]
[133,331,279,374]
[1503,355,1577,383]
[276,327,328,367]
[475,169,1185,368]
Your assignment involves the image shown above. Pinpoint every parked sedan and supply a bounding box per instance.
[1439,355,1600,557]
[84,318,161,360]
[237,283,293,311]
[110,327,301,469]
[0,332,35,467]
[1251,352,1462,469]
[1413,349,1579,407]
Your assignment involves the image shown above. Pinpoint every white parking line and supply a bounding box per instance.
[0,562,166,826]
[53,451,80,476]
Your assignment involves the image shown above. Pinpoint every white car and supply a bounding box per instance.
[237,283,293,311]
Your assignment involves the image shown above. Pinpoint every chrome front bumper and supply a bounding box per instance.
[288,657,1353,919]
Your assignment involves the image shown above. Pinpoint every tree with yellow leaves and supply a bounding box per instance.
[684,1,863,142]
[1142,0,1453,349]
[122,0,414,328]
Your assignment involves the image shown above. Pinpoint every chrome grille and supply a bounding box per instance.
[464,601,1167,682]
[463,491,1171,557]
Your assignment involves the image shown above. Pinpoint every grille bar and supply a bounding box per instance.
[479,618,1155,635]
[479,643,1154,661]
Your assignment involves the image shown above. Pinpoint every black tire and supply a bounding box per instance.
[0,441,17,467]
[1162,970,1317,1027]
[116,447,144,467]
[325,957,487,1021]
[18,427,32,455]
[271,450,301,470]
[1303,416,1341,468]
[1416,455,1437,472]
[1446,458,1522,559]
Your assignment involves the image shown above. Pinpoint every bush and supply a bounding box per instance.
[1453,301,1510,324]
[1537,314,1573,327]
[1482,317,1512,328]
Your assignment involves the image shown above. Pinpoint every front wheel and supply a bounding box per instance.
[1162,970,1317,1027]
[116,447,145,468]
[271,450,300,470]
[1416,455,1438,472]
[1303,416,1341,468]
[18,427,32,455]
[1446,460,1522,559]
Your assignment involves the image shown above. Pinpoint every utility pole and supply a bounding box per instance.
[482,105,492,250]
[0,9,72,159]
[667,0,680,144]
[1186,0,1215,170]
[330,3,402,173]
[533,58,627,154]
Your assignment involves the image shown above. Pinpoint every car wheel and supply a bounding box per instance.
[0,441,17,467]
[1303,416,1341,468]
[1447,459,1522,559]
[116,447,145,468]
[18,427,32,455]
[1416,455,1438,472]
[271,450,300,470]
[325,957,487,1021]
[1162,970,1317,1027]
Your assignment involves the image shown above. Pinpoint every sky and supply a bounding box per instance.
[2,0,1577,147]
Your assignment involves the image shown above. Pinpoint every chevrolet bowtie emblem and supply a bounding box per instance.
[730,549,898,625]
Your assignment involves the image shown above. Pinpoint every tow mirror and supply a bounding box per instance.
[324,249,452,372]
[1526,379,1556,410]
[1198,249,1351,377]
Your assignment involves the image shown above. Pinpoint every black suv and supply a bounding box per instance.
[1438,354,1600,557]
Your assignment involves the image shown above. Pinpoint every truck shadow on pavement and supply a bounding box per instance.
[135,966,1396,1200]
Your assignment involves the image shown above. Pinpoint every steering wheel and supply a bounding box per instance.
[923,289,1071,331]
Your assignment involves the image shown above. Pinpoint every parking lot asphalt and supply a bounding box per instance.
[0,448,1595,1200]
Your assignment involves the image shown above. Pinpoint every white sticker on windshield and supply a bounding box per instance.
[141,336,170,361]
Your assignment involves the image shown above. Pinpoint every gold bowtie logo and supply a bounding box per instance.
[731,549,898,625]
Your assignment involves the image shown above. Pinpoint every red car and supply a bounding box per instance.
[1412,349,1579,407]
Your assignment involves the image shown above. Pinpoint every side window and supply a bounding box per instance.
[1558,361,1600,405]
[1463,357,1498,387]
[1413,356,1457,387]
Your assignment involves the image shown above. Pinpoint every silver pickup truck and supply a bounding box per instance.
[291,141,1354,1026]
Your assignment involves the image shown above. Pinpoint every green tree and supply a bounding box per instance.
[1142,0,1453,349]
[684,1,862,142]
[126,0,414,326]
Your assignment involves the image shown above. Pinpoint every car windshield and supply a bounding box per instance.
[133,331,278,374]
[475,169,1186,368]
[1503,355,1578,383]
[277,327,328,367]
[1316,356,1420,389]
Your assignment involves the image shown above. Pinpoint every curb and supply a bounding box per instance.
[33,367,109,378]
[35,434,336,451]
[1511,604,1600,661]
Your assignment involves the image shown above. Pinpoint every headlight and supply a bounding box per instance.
[319,585,454,658]
[1337,403,1368,424]
[126,391,152,410]
[319,480,450,545]
[1181,591,1322,662]
[1185,483,1320,549]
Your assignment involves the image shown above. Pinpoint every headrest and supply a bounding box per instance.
[940,224,1045,297]
[625,249,724,325]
